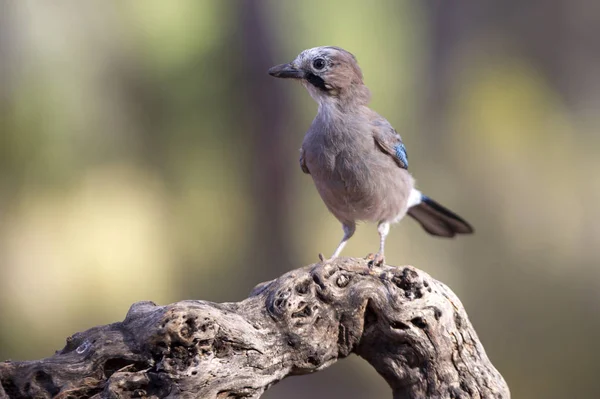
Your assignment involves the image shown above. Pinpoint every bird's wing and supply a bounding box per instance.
[372,119,408,169]
[299,148,310,174]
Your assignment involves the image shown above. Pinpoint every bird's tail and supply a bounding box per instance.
[407,193,474,238]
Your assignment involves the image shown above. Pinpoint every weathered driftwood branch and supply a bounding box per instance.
[0,258,509,399]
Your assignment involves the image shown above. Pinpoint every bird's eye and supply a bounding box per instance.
[312,58,326,70]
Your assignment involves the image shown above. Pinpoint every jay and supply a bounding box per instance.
[269,46,473,265]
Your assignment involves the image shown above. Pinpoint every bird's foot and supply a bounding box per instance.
[318,253,334,264]
[366,253,385,268]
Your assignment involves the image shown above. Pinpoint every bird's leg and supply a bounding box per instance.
[322,222,355,263]
[369,221,390,267]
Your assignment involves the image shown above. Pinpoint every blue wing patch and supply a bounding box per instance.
[394,143,408,169]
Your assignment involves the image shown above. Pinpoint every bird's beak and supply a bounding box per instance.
[268,63,304,79]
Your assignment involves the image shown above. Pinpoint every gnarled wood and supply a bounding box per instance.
[0,258,509,399]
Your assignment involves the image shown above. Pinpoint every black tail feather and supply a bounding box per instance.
[407,195,474,238]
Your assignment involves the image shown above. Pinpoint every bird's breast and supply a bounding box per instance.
[302,126,413,223]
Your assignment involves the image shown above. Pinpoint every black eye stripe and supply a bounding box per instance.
[305,73,328,91]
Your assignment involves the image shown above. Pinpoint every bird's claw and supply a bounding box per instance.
[318,253,335,265]
[366,253,385,268]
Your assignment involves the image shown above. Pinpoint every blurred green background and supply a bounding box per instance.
[1,1,599,398]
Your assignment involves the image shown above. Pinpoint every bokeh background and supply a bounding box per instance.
[1,1,599,398]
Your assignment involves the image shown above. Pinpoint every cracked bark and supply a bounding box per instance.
[0,258,510,399]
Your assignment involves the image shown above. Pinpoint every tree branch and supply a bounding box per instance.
[0,258,509,399]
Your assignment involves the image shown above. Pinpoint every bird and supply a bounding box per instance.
[268,46,473,266]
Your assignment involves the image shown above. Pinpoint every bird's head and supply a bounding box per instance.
[268,46,370,107]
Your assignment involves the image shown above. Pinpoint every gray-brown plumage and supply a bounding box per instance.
[269,46,473,265]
